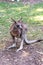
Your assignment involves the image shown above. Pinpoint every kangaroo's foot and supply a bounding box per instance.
[6,43,16,50]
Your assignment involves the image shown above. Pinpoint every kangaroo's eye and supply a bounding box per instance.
[17,25,22,29]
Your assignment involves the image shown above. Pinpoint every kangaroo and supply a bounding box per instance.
[7,18,43,52]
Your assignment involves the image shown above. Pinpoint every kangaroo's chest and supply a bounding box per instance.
[10,29,22,38]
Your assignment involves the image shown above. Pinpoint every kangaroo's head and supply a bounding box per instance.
[11,18,23,30]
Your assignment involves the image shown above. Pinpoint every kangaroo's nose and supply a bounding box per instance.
[17,25,22,29]
[17,25,19,27]
[19,25,22,29]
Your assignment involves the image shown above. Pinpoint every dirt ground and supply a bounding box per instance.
[0,40,43,65]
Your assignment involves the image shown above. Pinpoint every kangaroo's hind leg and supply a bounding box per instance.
[7,36,16,50]
[16,39,24,52]
[16,34,25,52]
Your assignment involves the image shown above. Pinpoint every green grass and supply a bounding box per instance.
[0,2,43,41]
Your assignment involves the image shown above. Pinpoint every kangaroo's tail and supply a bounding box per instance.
[24,38,43,44]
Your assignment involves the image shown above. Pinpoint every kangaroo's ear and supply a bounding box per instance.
[11,18,16,23]
[18,18,22,22]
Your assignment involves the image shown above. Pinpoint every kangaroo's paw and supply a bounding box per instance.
[16,46,23,52]
[16,48,22,52]
[7,43,16,50]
